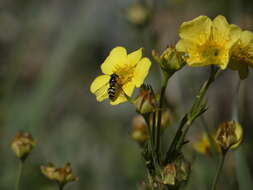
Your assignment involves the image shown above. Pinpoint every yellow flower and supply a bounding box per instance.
[229,29,253,79]
[176,15,241,69]
[90,47,152,105]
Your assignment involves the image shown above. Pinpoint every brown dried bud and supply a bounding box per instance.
[162,157,191,186]
[134,84,157,114]
[11,131,36,161]
[215,121,243,153]
[41,163,78,188]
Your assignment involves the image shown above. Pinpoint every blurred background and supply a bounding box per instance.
[0,0,253,189]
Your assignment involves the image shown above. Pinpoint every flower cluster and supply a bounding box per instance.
[176,15,253,78]
[89,14,251,190]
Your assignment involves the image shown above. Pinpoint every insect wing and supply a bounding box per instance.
[94,81,109,102]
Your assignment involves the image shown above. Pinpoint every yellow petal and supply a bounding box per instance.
[212,15,240,49]
[133,57,151,87]
[90,75,110,102]
[101,47,128,75]
[128,48,143,67]
[212,15,230,43]
[214,48,230,69]
[228,24,242,47]
[240,30,253,46]
[231,122,243,149]
[176,39,197,52]
[110,92,128,105]
[179,15,212,45]
[122,81,135,97]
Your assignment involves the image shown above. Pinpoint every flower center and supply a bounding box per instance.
[201,45,220,59]
[115,64,134,85]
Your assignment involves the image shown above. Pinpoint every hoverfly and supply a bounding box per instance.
[93,73,128,103]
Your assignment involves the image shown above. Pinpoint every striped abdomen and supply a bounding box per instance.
[108,74,119,100]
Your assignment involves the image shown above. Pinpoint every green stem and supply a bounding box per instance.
[156,73,169,163]
[165,66,220,163]
[58,183,64,190]
[211,152,227,190]
[143,114,159,171]
[15,161,24,190]
[152,112,156,151]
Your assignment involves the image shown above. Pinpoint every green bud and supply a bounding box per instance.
[152,47,186,76]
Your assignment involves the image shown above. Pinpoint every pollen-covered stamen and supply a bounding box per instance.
[114,64,135,86]
[200,40,221,59]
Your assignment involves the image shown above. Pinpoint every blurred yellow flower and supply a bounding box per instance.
[176,15,240,69]
[193,133,211,154]
[90,47,152,105]
[229,29,253,79]
[131,115,149,145]
[193,133,219,155]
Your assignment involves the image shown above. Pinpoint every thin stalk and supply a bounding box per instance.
[143,114,159,171]
[165,66,220,163]
[58,183,64,190]
[156,74,169,163]
[15,161,24,190]
[211,152,226,190]
[152,112,156,151]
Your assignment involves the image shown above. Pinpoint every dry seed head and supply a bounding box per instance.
[41,162,78,187]
[11,131,36,161]
[215,121,243,152]
[162,157,191,186]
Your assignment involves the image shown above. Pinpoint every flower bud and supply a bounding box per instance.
[134,84,157,114]
[11,131,36,161]
[215,121,243,153]
[131,115,149,145]
[152,47,186,76]
[41,162,78,188]
[126,2,150,27]
[162,157,191,186]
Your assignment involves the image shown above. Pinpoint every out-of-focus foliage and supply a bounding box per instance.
[0,0,253,190]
